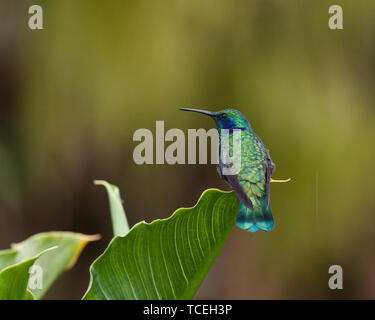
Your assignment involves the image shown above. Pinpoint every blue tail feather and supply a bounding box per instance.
[235,202,274,232]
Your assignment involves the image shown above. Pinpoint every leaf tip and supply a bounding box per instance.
[66,234,101,270]
[94,180,105,186]
[84,234,102,242]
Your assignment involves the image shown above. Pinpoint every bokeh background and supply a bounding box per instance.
[1,0,375,299]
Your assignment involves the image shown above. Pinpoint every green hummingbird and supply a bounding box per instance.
[180,108,290,232]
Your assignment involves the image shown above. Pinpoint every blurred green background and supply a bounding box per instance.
[1,0,375,299]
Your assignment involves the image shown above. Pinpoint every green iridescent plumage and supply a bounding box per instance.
[181,108,278,232]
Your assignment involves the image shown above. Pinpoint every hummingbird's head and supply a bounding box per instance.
[180,108,251,130]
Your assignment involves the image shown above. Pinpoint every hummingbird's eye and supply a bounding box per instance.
[221,113,228,119]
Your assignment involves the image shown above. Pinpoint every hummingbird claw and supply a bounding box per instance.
[270,178,291,183]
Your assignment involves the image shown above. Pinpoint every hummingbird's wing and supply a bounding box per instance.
[220,161,269,207]
[238,163,268,206]
[222,161,274,232]
[225,174,254,209]
[217,163,253,209]
[264,155,274,207]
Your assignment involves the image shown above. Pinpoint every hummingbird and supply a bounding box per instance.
[180,108,290,232]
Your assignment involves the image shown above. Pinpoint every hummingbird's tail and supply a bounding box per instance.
[236,200,274,232]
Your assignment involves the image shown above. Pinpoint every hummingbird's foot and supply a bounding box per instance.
[270,178,291,183]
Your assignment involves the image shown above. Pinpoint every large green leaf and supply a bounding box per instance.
[0,232,99,299]
[83,188,238,300]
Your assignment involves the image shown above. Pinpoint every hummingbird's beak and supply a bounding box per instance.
[180,108,214,117]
